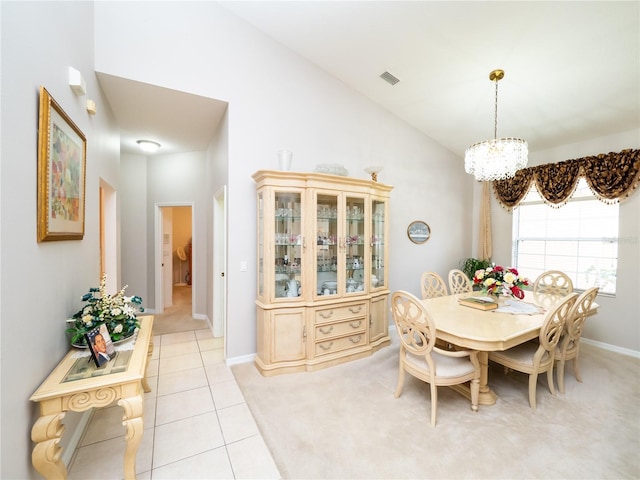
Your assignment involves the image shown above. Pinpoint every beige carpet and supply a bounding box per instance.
[151,285,208,335]
[232,330,640,479]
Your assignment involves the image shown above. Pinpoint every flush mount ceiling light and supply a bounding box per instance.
[137,140,161,153]
[464,69,528,181]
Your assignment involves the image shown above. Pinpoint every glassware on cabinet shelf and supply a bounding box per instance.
[345,196,366,293]
[371,199,386,289]
[274,191,302,299]
[316,195,339,296]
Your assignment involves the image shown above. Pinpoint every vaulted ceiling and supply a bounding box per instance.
[100,1,639,157]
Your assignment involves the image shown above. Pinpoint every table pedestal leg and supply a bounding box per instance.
[31,412,67,479]
[449,352,497,406]
[477,351,497,405]
[118,394,144,480]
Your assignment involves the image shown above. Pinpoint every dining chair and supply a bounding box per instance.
[555,287,599,394]
[420,271,448,299]
[448,269,473,295]
[489,292,578,409]
[533,270,574,296]
[391,290,480,426]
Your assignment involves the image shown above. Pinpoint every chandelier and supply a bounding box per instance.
[464,69,528,181]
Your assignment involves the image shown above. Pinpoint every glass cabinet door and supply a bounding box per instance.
[371,198,386,289]
[345,196,366,294]
[316,193,339,297]
[258,192,264,298]
[274,191,303,299]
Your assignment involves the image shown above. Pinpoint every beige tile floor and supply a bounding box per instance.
[68,328,281,479]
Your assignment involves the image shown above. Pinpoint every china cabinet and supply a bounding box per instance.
[253,170,392,375]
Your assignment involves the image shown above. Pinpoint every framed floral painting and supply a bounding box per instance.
[37,86,86,242]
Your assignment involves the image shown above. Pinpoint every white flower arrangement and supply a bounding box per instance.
[67,273,144,345]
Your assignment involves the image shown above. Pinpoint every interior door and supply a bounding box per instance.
[162,208,173,308]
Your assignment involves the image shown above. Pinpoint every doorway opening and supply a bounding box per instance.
[155,204,194,318]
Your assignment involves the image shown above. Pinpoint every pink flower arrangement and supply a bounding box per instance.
[473,265,529,299]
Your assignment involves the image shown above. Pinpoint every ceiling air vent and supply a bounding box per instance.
[380,71,400,86]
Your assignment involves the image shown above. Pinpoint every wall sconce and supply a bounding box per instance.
[68,67,86,96]
[137,140,161,153]
[86,100,96,115]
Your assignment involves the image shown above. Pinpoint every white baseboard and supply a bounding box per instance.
[226,353,256,367]
[582,337,640,358]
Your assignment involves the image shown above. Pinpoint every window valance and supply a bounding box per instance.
[492,148,640,210]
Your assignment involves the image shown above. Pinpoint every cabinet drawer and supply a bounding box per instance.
[315,317,366,341]
[314,332,367,356]
[314,302,367,324]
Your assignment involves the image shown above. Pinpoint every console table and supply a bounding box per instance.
[30,315,154,480]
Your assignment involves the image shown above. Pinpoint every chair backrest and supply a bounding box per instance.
[564,287,599,344]
[448,269,473,295]
[420,272,448,299]
[391,290,436,355]
[539,293,579,352]
[533,270,574,296]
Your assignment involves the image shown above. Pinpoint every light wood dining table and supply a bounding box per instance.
[420,292,598,406]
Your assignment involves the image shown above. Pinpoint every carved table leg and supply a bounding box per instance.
[142,338,153,393]
[118,394,144,480]
[31,412,67,480]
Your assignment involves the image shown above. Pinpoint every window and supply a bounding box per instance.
[512,178,618,294]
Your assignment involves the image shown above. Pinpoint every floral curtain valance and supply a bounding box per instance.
[492,148,640,210]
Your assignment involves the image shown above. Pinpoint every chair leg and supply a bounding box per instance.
[430,383,438,426]
[573,356,583,383]
[470,378,479,412]
[547,368,556,396]
[557,357,566,394]
[528,374,538,410]
[394,365,405,398]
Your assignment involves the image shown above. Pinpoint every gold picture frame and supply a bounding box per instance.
[37,86,86,242]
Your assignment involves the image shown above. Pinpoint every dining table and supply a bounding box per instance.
[420,291,598,406]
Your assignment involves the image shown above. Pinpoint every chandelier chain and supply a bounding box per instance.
[464,68,528,181]
[494,78,499,140]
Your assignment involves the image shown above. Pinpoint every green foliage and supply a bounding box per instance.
[459,257,492,281]
[66,274,143,345]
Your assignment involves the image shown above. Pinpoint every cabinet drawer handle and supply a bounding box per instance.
[319,341,334,351]
[349,306,362,314]
[319,310,334,319]
[319,326,334,335]
[349,335,362,344]
[349,320,362,329]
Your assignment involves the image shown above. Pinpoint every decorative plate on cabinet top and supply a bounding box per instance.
[314,164,349,176]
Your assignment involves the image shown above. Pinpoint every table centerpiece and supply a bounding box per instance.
[66,273,144,347]
[472,265,529,300]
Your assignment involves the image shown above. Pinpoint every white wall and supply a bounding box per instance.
[206,108,230,326]
[94,1,475,360]
[490,129,640,352]
[0,2,120,478]
[120,153,149,300]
